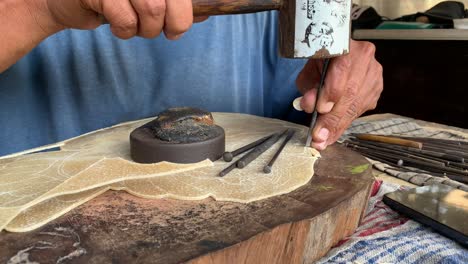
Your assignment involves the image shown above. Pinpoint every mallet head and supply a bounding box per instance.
[279,0,351,59]
[193,0,352,59]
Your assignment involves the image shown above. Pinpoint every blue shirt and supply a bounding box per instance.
[0,12,307,156]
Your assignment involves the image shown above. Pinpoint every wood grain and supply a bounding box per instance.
[279,0,296,58]
[0,145,373,264]
[356,134,423,149]
[189,185,370,264]
[192,0,282,16]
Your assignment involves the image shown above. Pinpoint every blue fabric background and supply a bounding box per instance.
[0,12,307,156]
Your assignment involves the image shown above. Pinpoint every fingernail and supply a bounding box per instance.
[312,141,328,151]
[317,128,329,142]
[320,102,335,113]
[293,97,303,111]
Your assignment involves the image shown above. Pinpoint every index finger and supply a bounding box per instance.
[164,0,193,39]
[316,55,351,113]
[102,0,139,39]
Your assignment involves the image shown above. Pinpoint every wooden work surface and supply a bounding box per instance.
[0,145,373,264]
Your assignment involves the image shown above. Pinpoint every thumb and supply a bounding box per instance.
[311,113,340,150]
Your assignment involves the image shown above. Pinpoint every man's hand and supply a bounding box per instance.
[296,40,383,150]
[44,0,199,39]
[1,0,203,72]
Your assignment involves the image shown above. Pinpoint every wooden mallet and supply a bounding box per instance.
[100,0,351,58]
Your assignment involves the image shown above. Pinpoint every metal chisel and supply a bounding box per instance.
[305,58,331,147]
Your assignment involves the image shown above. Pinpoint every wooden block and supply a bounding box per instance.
[0,145,373,263]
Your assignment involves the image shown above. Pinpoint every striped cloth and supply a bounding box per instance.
[341,118,467,140]
[340,118,468,191]
[316,181,468,263]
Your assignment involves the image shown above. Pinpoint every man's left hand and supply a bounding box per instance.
[296,39,383,150]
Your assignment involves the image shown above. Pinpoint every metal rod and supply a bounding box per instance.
[448,162,468,170]
[347,140,446,167]
[237,129,287,169]
[422,141,468,153]
[346,142,468,176]
[353,149,446,177]
[373,134,468,156]
[351,137,464,163]
[347,143,451,178]
[348,139,459,166]
[345,135,468,185]
[222,134,273,162]
[354,145,468,177]
[264,129,295,174]
[395,136,468,147]
[422,146,468,160]
[355,134,423,149]
[305,58,330,147]
[218,162,238,177]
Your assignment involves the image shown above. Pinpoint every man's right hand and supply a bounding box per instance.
[0,0,201,72]
[40,0,197,39]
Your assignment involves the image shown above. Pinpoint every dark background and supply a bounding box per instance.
[363,39,467,128]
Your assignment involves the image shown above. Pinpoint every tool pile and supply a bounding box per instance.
[344,134,468,184]
[219,129,295,177]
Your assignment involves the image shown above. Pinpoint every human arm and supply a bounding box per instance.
[0,0,61,73]
[0,0,196,73]
[296,39,384,150]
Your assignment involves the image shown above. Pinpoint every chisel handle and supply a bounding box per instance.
[356,134,423,149]
[192,0,283,16]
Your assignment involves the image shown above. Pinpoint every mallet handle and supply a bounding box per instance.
[193,0,283,16]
